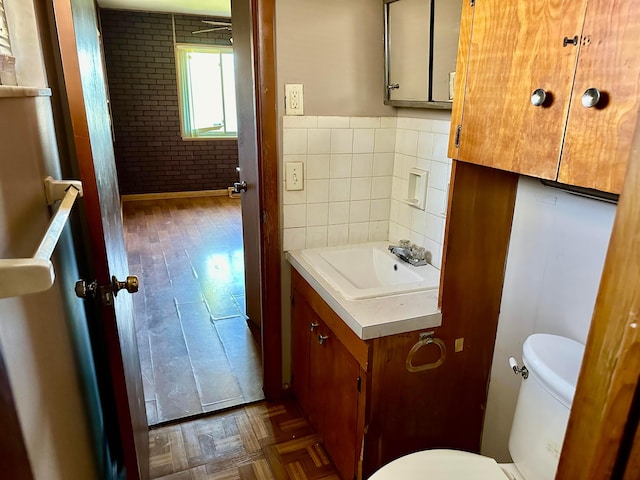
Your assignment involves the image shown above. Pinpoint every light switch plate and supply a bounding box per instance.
[449,72,456,100]
[285,162,304,191]
[285,84,304,115]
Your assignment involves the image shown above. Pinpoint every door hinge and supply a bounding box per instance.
[357,376,361,393]
[290,294,295,307]
[262,210,267,224]
[470,0,475,6]
[454,124,462,148]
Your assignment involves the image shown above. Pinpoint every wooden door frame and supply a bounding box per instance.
[250,0,282,400]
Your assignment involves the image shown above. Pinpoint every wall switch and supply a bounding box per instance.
[285,84,304,115]
[455,337,464,353]
[285,162,304,191]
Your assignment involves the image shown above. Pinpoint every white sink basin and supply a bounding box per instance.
[300,243,440,300]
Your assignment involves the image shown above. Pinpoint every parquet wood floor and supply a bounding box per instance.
[122,196,264,425]
[149,400,340,480]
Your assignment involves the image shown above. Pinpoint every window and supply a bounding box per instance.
[176,44,237,139]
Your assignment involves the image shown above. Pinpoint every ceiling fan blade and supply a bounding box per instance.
[201,20,232,26]
[192,26,232,34]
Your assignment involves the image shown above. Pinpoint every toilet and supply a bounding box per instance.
[369,334,585,480]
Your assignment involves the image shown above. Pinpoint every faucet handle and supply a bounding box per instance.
[398,239,411,248]
[411,246,427,261]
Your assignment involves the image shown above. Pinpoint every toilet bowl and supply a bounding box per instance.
[369,334,585,480]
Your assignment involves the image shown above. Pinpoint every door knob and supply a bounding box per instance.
[112,275,139,296]
[581,88,602,108]
[530,88,548,107]
[233,181,248,194]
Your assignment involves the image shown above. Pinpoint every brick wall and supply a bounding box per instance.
[100,10,239,195]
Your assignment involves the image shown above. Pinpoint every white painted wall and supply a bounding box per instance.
[276,0,394,118]
[480,176,617,462]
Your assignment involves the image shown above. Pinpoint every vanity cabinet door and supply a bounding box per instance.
[291,290,360,480]
[313,322,360,480]
[558,0,640,193]
[449,0,586,177]
[291,293,312,421]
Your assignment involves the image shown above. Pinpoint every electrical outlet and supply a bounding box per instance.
[285,84,304,115]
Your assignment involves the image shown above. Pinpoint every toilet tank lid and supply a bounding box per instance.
[522,334,585,408]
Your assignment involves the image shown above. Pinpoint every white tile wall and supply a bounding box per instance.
[388,118,452,269]
[281,116,452,268]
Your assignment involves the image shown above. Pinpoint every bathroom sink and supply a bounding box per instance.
[299,243,440,300]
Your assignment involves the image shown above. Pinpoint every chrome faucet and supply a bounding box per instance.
[388,240,431,266]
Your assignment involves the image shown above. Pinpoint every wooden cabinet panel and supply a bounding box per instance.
[308,319,328,432]
[318,323,360,480]
[291,285,360,480]
[559,0,640,193]
[448,0,475,155]
[452,0,586,177]
[291,295,312,422]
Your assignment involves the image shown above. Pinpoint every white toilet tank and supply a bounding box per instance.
[508,334,585,480]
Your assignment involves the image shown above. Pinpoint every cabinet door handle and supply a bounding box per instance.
[581,87,602,108]
[310,322,319,332]
[530,88,548,107]
[318,334,329,345]
[387,83,400,90]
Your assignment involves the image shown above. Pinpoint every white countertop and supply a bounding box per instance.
[287,247,442,340]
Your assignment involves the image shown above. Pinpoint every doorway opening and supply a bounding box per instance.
[122,196,264,426]
[96,7,267,426]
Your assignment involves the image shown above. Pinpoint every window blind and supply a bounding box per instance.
[0,0,15,81]
[0,1,11,55]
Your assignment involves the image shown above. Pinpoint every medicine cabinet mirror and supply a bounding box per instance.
[384,0,463,109]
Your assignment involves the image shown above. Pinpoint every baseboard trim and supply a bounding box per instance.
[121,189,231,202]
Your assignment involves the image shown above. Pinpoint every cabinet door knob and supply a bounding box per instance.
[310,322,319,332]
[530,88,547,107]
[318,334,329,345]
[581,88,602,108]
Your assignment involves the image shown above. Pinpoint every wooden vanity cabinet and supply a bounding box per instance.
[290,261,510,480]
[448,0,640,194]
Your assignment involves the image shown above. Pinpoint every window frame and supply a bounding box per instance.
[175,43,238,140]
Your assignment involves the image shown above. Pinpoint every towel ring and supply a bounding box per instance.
[406,331,446,373]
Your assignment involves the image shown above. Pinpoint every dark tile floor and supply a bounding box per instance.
[123,196,264,425]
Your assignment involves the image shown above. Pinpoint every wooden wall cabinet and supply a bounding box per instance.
[448,0,640,194]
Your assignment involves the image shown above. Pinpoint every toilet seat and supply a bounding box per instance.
[369,450,522,480]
